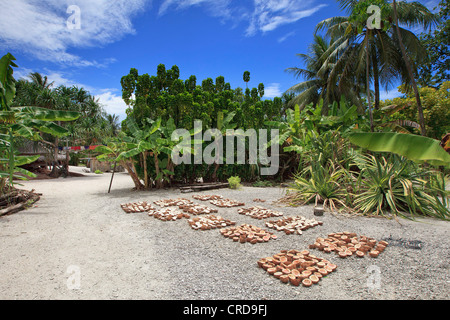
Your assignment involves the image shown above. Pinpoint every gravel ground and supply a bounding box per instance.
[0,167,449,300]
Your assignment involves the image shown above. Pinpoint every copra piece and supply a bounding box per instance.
[309,231,389,258]
[120,201,155,213]
[179,203,218,215]
[257,249,337,287]
[192,194,224,201]
[153,198,193,207]
[151,207,190,221]
[237,206,283,219]
[187,215,236,230]
[220,224,277,244]
[265,216,323,235]
[210,198,245,208]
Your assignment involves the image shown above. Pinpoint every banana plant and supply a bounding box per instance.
[95,141,144,190]
[118,116,173,189]
[349,132,450,167]
[0,52,80,190]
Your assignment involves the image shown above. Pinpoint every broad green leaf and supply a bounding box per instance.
[0,53,18,109]
[27,120,70,137]
[349,132,450,167]
[14,155,40,166]
[94,145,113,154]
[10,123,40,140]
[117,148,141,161]
[13,106,80,121]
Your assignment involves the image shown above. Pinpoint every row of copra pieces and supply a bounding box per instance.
[259,233,389,288]
[119,195,323,234]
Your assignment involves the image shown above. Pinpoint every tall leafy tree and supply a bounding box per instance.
[316,0,437,134]
[243,71,250,89]
[417,0,450,88]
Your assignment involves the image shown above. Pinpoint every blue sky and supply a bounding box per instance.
[0,0,439,121]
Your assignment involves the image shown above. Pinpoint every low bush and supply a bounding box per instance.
[228,176,242,189]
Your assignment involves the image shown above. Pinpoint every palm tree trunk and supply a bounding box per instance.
[366,38,374,132]
[392,0,426,136]
[371,50,380,110]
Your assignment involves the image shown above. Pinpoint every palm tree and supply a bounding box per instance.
[285,34,362,115]
[243,71,250,89]
[28,72,53,90]
[106,114,120,136]
[316,0,437,134]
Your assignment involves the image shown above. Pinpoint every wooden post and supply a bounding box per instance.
[108,161,117,194]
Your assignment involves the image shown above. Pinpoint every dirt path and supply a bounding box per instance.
[1,167,449,300]
[0,168,169,299]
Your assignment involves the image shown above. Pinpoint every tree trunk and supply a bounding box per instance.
[154,153,162,189]
[366,37,374,132]
[392,0,427,136]
[122,160,144,190]
[372,49,380,111]
[143,151,149,189]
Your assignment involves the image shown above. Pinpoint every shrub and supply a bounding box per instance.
[252,180,274,187]
[284,154,351,212]
[352,154,450,220]
[228,176,242,189]
[94,170,103,174]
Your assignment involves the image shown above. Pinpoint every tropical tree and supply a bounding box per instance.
[243,71,250,89]
[285,34,359,114]
[417,0,450,88]
[316,0,437,134]
[0,53,80,190]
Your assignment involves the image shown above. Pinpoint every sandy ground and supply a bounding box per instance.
[0,166,449,300]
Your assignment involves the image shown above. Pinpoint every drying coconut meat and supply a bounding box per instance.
[257,249,337,287]
[151,207,190,221]
[153,198,193,207]
[220,224,277,244]
[210,198,245,208]
[192,194,223,201]
[120,201,155,213]
[178,203,218,215]
[265,216,323,235]
[253,198,266,203]
[237,206,283,220]
[187,215,236,230]
[309,231,389,259]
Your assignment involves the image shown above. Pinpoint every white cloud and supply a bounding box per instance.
[380,89,403,101]
[158,0,326,36]
[96,91,128,121]
[159,0,233,20]
[264,83,282,98]
[0,0,149,66]
[277,31,295,43]
[246,0,327,36]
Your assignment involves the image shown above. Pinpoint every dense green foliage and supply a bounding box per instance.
[0,53,80,192]
[417,0,450,87]
[13,76,120,146]
[380,83,450,140]
[120,64,285,131]
[97,1,448,219]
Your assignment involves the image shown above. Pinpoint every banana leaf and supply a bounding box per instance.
[0,53,17,109]
[12,106,80,121]
[349,132,450,167]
